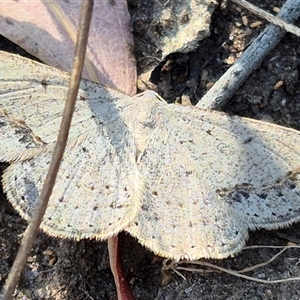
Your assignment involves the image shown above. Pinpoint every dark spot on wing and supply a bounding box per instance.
[142,204,149,211]
[240,190,250,199]
[0,119,6,127]
[5,18,14,25]
[256,192,268,199]
[41,79,47,91]
[243,137,253,144]
[288,182,296,189]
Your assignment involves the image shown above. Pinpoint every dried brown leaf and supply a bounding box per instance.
[0,0,136,95]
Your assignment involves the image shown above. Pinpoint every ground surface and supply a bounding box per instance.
[1,0,300,299]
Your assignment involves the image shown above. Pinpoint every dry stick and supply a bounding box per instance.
[175,260,300,284]
[0,1,94,299]
[237,247,289,274]
[170,246,300,283]
[196,0,300,110]
[232,0,300,37]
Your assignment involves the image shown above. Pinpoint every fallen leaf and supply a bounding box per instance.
[0,0,136,95]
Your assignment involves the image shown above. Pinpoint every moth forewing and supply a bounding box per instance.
[0,50,143,242]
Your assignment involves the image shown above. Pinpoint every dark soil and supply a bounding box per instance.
[1,0,300,299]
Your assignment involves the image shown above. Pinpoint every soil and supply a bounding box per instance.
[1,0,300,299]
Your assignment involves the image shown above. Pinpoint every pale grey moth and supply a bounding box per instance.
[1,51,300,261]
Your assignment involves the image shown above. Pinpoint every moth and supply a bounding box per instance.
[1,50,300,261]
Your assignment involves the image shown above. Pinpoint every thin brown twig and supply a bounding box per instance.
[231,0,300,37]
[0,1,94,299]
[170,245,300,284]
